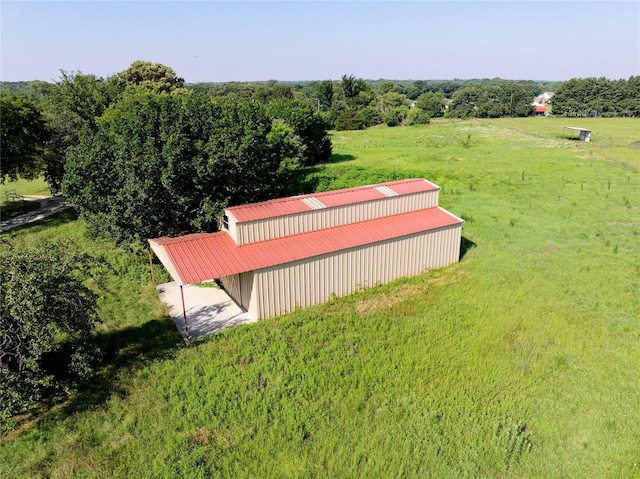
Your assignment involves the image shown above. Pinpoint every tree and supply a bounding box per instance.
[416,91,446,118]
[118,60,185,94]
[379,92,410,126]
[550,77,639,117]
[379,92,409,112]
[313,80,334,110]
[335,108,367,131]
[406,107,431,125]
[0,91,49,183]
[266,98,332,166]
[0,239,99,429]
[63,91,303,243]
[253,84,294,104]
[43,71,124,192]
[379,81,401,94]
[341,74,367,101]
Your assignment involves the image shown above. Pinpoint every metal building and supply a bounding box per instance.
[563,126,592,142]
[149,178,464,320]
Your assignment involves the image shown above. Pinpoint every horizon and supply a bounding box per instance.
[0,76,577,85]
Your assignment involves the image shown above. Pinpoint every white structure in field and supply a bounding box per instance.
[150,178,464,320]
[563,126,592,142]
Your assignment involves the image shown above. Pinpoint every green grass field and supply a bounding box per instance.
[0,177,51,198]
[1,118,639,478]
[0,177,52,220]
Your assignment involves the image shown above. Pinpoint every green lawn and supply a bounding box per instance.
[1,118,639,478]
[0,177,51,198]
[1,177,52,220]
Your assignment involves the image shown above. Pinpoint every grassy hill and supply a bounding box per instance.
[1,118,639,478]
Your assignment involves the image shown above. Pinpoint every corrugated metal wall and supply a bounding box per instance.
[251,223,461,319]
[220,271,255,311]
[235,190,440,244]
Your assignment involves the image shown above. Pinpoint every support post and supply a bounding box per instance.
[148,247,156,285]
[180,284,190,341]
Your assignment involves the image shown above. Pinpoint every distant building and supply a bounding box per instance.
[150,179,464,320]
[533,91,554,106]
[534,105,547,116]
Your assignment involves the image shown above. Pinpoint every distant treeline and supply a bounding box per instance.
[551,77,640,117]
[176,77,563,129]
[1,77,560,131]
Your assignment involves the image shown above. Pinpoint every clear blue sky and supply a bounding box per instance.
[1,1,639,83]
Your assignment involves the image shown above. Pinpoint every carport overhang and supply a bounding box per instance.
[149,235,230,341]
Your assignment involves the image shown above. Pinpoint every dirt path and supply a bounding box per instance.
[0,196,73,233]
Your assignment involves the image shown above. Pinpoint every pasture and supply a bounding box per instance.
[1,118,639,478]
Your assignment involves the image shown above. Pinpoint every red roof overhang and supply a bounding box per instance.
[150,207,463,285]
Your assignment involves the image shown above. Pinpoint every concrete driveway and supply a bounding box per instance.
[0,196,72,232]
[157,281,255,340]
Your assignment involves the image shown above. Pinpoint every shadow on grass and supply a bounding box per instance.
[285,166,330,196]
[2,209,79,235]
[460,236,476,260]
[42,316,183,421]
[0,201,40,221]
[328,153,356,164]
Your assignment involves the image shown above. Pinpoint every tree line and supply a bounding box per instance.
[550,77,640,117]
[188,76,556,129]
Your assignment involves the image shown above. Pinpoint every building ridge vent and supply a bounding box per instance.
[301,197,327,210]
[375,185,400,197]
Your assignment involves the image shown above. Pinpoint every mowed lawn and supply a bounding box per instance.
[1,118,639,478]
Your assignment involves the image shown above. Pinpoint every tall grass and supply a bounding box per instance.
[1,118,639,478]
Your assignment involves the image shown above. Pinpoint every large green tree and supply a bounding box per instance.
[63,91,303,243]
[43,71,124,192]
[118,60,185,94]
[341,74,368,102]
[0,92,49,183]
[0,239,99,429]
[266,98,332,166]
[313,80,334,110]
[416,91,446,118]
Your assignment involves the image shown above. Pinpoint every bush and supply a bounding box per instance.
[0,238,99,429]
[406,107,431,125]
[335,108,367,131]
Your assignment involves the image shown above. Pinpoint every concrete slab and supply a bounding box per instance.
[157,281,255,340]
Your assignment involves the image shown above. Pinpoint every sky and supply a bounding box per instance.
[1,1,639,83]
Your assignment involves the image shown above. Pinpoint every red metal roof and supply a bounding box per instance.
[151,206,462,285]
[226,178,439,222]
[535,106,547,112]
